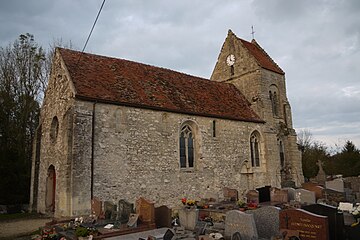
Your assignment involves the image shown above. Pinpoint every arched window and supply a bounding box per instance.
[50,116,59,142]
[250,131,260,167]
[180,124,195,169]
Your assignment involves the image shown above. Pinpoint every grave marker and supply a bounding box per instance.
[256,186,271,202]
[225,210,258,240]
[247,206,280,239]
[135,197,155,224]
[326,178,344,193]
[155,205,172,228]
[280,208,329,240]
[118,199,134,223]
[223,187,238,201]
[246,190,259,205]
[295,189,316,204]
[303,203,344,240]
[270,187,288,203]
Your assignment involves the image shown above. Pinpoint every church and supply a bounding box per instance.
[30,30,303,217]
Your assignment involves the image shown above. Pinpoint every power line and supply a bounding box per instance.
[76,0,106,67]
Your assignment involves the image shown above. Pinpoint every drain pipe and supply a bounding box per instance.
[91,102,97,199]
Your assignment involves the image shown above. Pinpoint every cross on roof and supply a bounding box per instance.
[251,25,255,39]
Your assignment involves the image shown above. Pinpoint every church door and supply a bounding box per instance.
[45,165,56,212]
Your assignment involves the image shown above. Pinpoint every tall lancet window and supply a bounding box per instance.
[279,140,285,168]
[180,125,194,169]
[269,85,280,117]
[250,131,260,167]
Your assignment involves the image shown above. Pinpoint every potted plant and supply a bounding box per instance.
[75,226,98,240]
[237,200,246,211]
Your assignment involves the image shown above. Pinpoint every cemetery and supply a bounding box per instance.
[30,176,360,240]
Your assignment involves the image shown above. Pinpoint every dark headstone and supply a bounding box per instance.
[223,187,238,201]
[347,222,360,240]
[136,197,155,223]
[104,201,117,220]
[280,208,329,240]
[118,199,134,223]
[256,186,271,202]
[155,205,172,228]
[302,203,344,240]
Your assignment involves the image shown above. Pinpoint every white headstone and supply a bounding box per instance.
[326,178,345,192]
[295,189,316,204]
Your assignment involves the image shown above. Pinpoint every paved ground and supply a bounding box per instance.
[0,217,52,239]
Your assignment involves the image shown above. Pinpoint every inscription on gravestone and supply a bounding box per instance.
[280,208,329,240]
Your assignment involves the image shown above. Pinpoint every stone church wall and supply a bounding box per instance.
[85,102,275,207]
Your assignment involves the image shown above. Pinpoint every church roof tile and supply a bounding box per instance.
[59,48,264,123]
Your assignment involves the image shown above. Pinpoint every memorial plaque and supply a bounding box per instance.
[247,206,280,239]
[223,187,238,201]
[303,203,344,240]
[246,190,259,205]
[155,205,172,228]
[135,197,155,223]
[225,210,258,240]
[280,208,329,240]
[270,187,288,203]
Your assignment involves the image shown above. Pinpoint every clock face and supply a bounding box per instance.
[226,54,235,66]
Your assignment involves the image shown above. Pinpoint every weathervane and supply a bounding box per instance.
[251,25,255,39]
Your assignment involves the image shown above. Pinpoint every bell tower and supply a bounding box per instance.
[211,30,303,187]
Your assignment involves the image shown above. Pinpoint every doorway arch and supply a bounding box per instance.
[45,165,56,213]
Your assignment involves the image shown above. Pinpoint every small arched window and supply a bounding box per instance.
[250,131,260,167]
[180,124,195,169]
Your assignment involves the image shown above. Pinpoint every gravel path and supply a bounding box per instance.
[0,217,52,239]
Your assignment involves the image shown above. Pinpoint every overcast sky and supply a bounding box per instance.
[1,0,359,150]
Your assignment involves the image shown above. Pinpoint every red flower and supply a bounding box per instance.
[181,198,187,204]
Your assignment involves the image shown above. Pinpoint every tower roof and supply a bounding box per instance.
[58,48,264,123]
[229,30,284,75]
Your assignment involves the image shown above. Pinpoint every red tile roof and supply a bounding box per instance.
[239,38,284,75]
[58,48,264,123]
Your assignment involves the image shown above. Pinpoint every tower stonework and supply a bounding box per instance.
[211,30,303,187]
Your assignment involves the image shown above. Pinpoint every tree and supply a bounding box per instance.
[330,141,360,177]
[0,33,45,204]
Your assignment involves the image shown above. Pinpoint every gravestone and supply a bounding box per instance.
[163,229,175,240]
[104,201,117,220]
[91,197,102,217]
[223,187,238,201]
[155,205,172,228]
[294,189,316,204]
[256,186,271,202]
[302,182,325,200]
[246,190,259,205]
[280,208,329,240]
[118,199,134,223]
[178,208,199,231]
[270,187,288,203]
[303,203,344,240]
[135,197,155,224]
[224,210,258,240]
[246,206,280,239]
[283,187,296,201]
[326,178,344,192]
[347,220,360,240]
